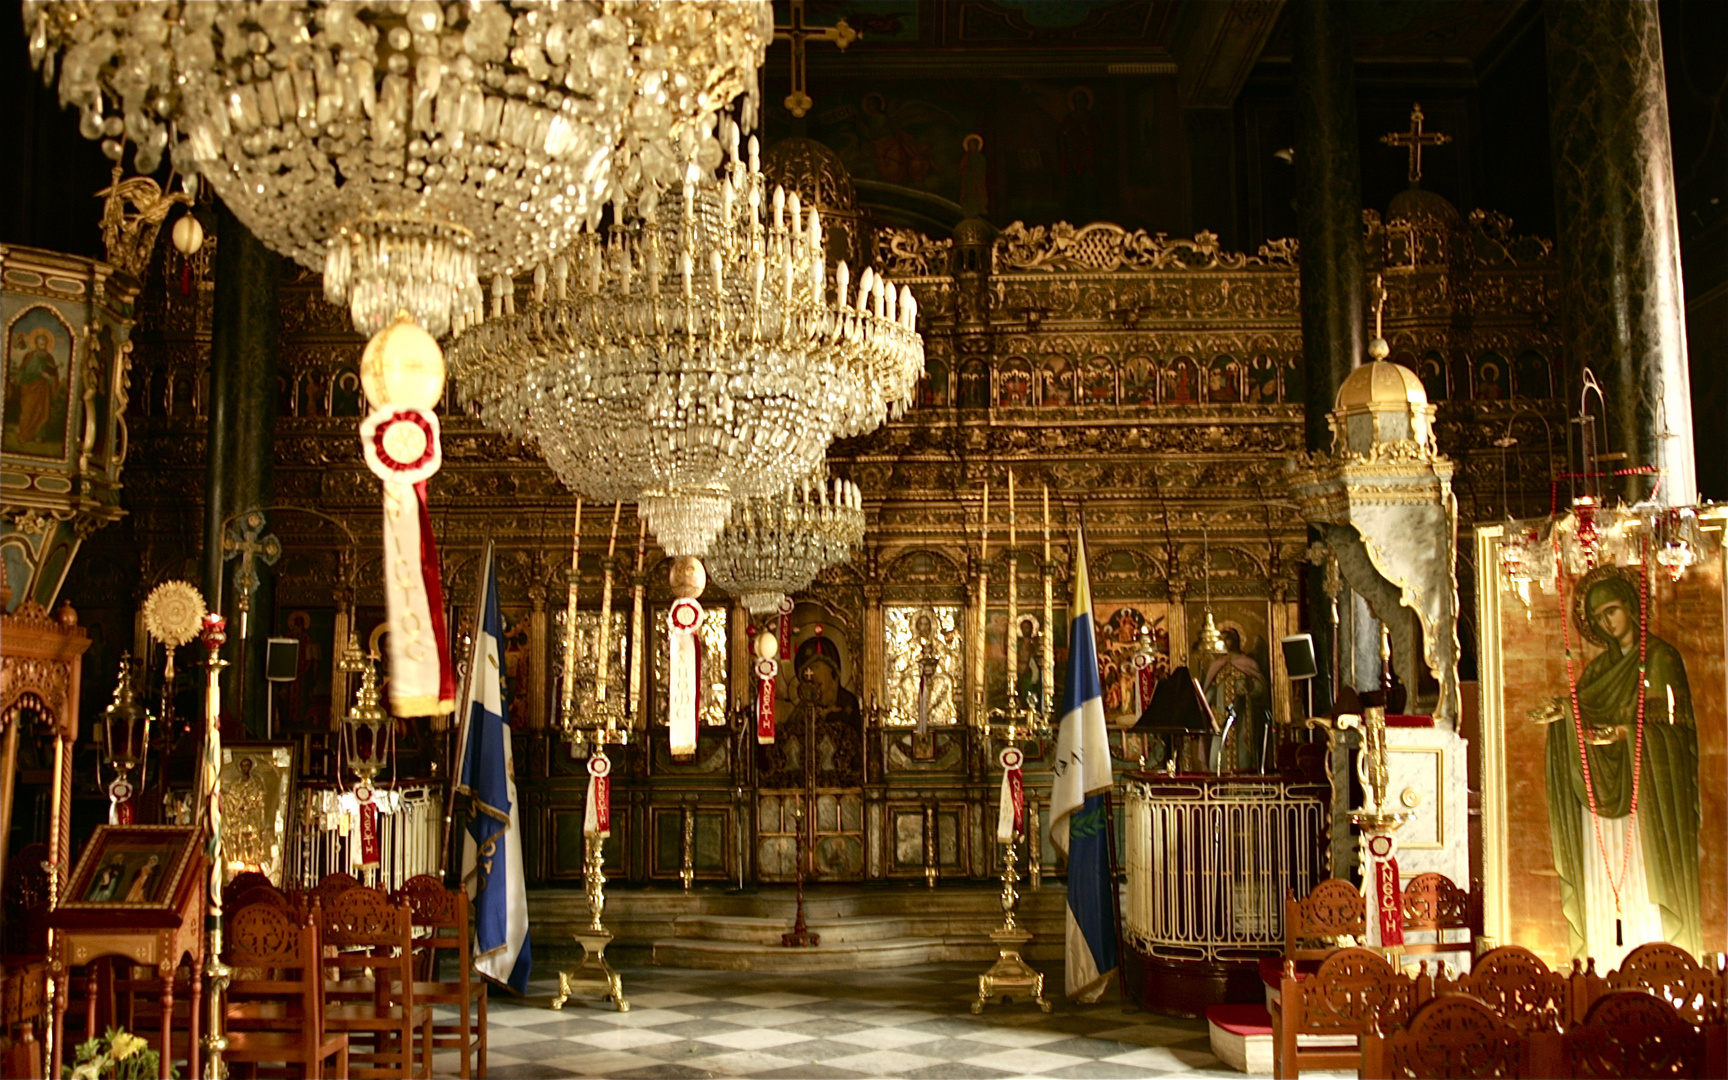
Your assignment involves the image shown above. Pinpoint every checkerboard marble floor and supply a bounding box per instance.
[437,963,1247,1079]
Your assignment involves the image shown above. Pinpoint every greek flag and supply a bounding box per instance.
[458,544,533,993]
[1049,523,1118,1002]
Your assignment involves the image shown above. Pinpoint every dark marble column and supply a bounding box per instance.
[1290,0,1364,715]
[1546,0,1695,505]
[203,200,281,734]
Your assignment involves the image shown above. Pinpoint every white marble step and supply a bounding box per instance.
[651,934,993,971]
[671,912,973,944]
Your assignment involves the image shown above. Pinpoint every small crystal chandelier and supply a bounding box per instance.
[705,472,865,615]
[450,121,923,557]
[26,1,772,338]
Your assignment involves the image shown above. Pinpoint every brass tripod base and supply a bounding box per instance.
[550,928,629,1012]
[971,926,1052,1013]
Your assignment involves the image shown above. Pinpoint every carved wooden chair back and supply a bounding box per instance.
[1605,943,1723,1025]
[225,901,325,1028]
[391,874,462,977]
[1270,946,1427,1079]
[1283,879,1366,963]
[1434,945,1571,1034]
[223,901,349,1078]
[1560,990,1704,1079]
[226,870,273,897]
[1361,992,1527,1079]
[309,871,362,907]
[391,874,486,1080]
[314,886,428,1079]
[1400,872,1476,957]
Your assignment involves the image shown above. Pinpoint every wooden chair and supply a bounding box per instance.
[1603,943,1726,1025]
[1434,945,1572,1034]
[223,901,349,1078]
[316,887,433,1079]
[309,871,362,908]
[393,874,487,1079]
[1401,872,1477,963]
[1269,946,1425,1079]
[1263,878,1368,1000]
[1557,990,1705,1078]
[1361,992,1528,1079]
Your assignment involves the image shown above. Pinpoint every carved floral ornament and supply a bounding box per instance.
[993,222,1299,274]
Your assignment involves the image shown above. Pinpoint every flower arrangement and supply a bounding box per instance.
[64,1027,174,1080]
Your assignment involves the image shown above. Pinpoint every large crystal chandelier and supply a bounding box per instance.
[25,0,772,337]
[705,472,865,615]
[449,122,924,556]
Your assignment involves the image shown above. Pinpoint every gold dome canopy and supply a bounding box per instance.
[761,136,867,267]
[1336,359,1428,410]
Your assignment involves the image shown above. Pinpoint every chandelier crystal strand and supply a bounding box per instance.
[449,118,923,557]
[26,0,773,337]
[705,472,866,615]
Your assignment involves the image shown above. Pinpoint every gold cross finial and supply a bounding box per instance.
[1380,103,1451,185]
[774,0,859,118]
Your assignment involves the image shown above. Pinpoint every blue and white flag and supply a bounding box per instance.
[1049,523,1118,1002]
[458,544,533,993]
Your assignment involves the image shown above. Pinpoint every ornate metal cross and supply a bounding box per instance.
[775,0,858,118]
[1381,103,1451,185]
[222,509,282,609]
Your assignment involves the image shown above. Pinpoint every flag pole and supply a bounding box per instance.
[440,539,494,880]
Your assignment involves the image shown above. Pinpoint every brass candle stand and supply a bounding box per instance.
[551,648,632,1012]
[974,693,1052,1014]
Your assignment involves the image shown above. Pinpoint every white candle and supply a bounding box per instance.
[595,501,622,701]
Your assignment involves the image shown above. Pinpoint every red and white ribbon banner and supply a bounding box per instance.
[108,779,134,825]
[355,783,381,870]
[996,746,1025,842]
[585,751,612,837]
[1367,833,1404,947]
[778,597,794,662]
[361,407,454,716]
[756,657,778,744]
[1135,652,1158,716]
[668,598,703,757]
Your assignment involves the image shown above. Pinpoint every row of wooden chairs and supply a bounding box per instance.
[222,872,487,1079]
[1262,874,1477,1001]
[1272,942,1728,1078]
[1364,987,1722,1079]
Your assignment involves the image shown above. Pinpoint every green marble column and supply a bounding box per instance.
[1290,0,1365,715]
[1546,0,1695,506]
[203,200,281,734]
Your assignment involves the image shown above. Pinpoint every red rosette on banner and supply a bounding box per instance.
[755,656,778,744]
[586,751,612,838]
[996,746,1026,841]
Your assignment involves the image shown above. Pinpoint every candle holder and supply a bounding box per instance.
[974,697,1052,1014]
[551,715,631,1014]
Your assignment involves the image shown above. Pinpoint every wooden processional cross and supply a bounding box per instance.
[775,0,859,118]
[1380,103,1451,185]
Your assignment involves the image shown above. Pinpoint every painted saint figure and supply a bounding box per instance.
[1542,572,1702,961]
[225,756,270,873]
[123,854,160,903]
[85,856,124,901]
[11,328,61,447]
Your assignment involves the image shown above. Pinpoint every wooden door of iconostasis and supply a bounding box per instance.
[756,601,867,883]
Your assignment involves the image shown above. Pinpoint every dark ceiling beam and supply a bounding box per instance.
[1173,0,1285,109]
[800,51,1176,80]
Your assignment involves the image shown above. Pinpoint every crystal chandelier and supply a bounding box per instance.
[449,122,923,556]
[25,0,772,338]
[705,472,865,615]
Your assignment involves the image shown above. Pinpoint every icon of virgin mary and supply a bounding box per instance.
[1542,569,1701,960]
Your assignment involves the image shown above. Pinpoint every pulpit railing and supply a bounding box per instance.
[1124,775,1328,963]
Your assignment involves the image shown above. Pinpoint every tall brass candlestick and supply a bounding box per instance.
[561,500,584,724]
[596,501,622,701]
[975,481,989,725]
[1042,486,1053,717]
[629,518,647,723]
[1007,470,1018,701]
